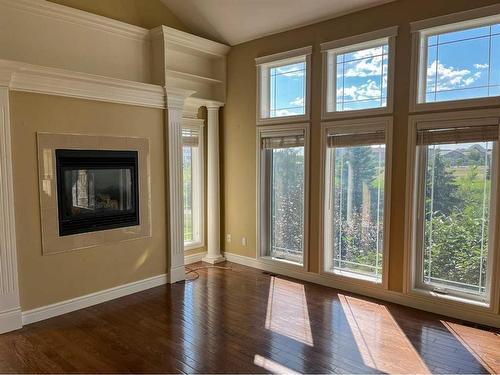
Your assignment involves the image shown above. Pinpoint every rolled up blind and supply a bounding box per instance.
[417,125,499,146]
[182,128,199,147]
[327,130,385,148]
[261,131,305,149]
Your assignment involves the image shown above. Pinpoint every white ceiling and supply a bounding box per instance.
[161,0,394,46]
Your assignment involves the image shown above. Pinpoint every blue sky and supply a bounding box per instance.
[426,24,500,102]
[269,23,500,117]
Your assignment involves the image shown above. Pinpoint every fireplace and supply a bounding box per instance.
[56,149,139,236]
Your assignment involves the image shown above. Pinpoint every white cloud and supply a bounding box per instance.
[474,63,489,69]
[351,46,384,60]
[274,109,297,116]
[343,55,385,78]
[427,60,483,91]
[338,79,382,102]
[274,65,304,77]
[289,97,304,107]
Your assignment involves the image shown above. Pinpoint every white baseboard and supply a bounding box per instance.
[223,252,500,328]
[185,251,206,265]
[0,308,22,334]
[22,273,167,325]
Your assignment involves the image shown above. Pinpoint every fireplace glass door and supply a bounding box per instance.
[56,149,139,236]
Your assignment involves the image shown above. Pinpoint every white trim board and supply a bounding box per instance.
[0,88,21,334]
[0,60,165,109]
[22,274,167,325]
[185,251,207,265]
[223,252,500,328]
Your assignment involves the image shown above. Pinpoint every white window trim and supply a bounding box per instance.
[319,116,393,289]
[409,4,500,113]
[404,109,500,313]
[183,118,205,251]
[320,26,398,120]
[255,46,312,126]
[256,122,310,271]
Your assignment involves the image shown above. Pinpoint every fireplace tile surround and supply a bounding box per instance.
[37,133,151,255]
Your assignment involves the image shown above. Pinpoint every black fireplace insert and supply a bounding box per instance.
[56,149,139,236]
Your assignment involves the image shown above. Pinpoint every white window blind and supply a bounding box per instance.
[261,131,305,149]
[182,128,200,147]
[417,125,499,145]
[327,129,385,148]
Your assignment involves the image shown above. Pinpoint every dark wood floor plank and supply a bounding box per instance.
[0,261,499,374]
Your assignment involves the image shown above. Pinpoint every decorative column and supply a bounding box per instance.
[203,103,225,264]
[0,83,22,333]
[165,88,195,283]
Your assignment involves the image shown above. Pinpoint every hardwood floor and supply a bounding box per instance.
[1,261,499,374]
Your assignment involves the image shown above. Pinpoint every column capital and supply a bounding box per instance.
[205,100,225,110]
[164,87,196,111]
[0,61,17,88]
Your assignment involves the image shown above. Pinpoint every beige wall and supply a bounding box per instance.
[222,0,500,293]
[48,0,190,32]
[0,2,151,83]
[10,92,167,310]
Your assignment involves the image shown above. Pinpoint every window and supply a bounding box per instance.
[182,124,204,249]
[409,114,499,304]
[411,7,500,110]
[323,119,391,284]
[321,27,397,119]
[256,46,311,124]
[258,124,309,266]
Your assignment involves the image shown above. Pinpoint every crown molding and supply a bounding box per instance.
[0,60,165,108]
[153,26,230,57]
[0,0,149,42]
[165,87,196,110]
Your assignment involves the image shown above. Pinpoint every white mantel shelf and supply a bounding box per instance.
[0,59,166,109]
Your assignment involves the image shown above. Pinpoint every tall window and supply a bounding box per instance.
[256,46,311,124]
[182,125,203,249]
[413,12,500,108]
[258,126,308,265]
[413,120,498,303]
[321,27,397,118]
[324,122,389,283]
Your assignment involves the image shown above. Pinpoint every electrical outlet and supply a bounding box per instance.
[226,234,232,242]
[241,236,247,247]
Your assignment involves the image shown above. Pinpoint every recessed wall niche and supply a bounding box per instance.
[37,133,152,255]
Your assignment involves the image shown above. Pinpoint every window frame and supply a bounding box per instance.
[320,27,398,120]
[256,123,310,270]
[409,4,500,113]
[255,46,312,126]
[319,116,393,289]
[405,109,500,312]
[182,118,205,251]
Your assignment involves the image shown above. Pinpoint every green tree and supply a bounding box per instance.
[271,147,304,261]
[425,151,461,217]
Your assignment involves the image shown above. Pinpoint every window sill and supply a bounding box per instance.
[322,106,392,121]
[257,113,309,126]
[184,241,204,251]
[410,96,500,113]
[409,287,491,310]
[260,255,305,270]
[321,268,385,289]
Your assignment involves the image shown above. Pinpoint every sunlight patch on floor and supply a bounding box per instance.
[253,354,301,374]
[339,294,430,374]
[265,276,314,346]
[442,320,500,373]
